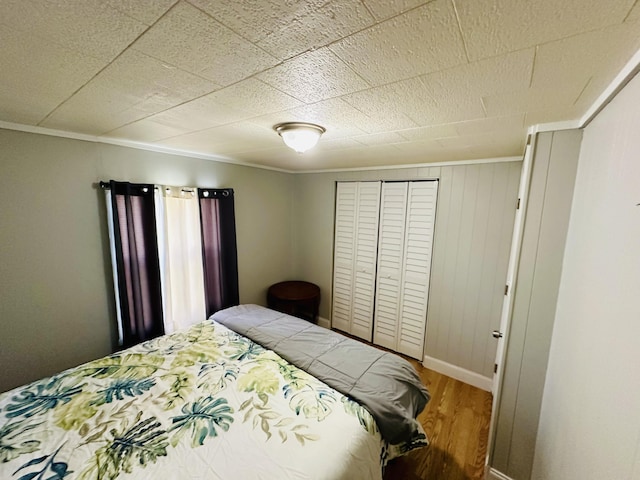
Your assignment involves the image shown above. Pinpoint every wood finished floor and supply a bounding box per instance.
[384,358,493,480]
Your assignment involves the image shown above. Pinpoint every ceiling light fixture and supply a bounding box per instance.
[274,122,326,154]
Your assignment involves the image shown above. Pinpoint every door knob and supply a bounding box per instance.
[492,330,504,339]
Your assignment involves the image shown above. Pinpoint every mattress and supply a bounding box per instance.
[0,320,385,479]
[212,304,430,452]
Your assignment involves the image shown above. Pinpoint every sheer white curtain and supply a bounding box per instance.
[155,186,206,333]
[104,189,124,346]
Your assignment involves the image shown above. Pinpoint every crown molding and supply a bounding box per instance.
[298,155,523,174]
[0,121,293,174]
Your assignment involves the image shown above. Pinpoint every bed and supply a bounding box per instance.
[0,305,429,479]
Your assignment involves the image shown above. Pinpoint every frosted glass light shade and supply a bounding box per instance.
[274,122,326,153]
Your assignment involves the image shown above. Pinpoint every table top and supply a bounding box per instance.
[267,281,320,301]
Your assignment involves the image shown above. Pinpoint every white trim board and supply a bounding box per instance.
[0,120,291,174]
[485,467,515,480]
[423,355,493,392]
[317,316,330,329]
[579,44,640,126]
[533,45,640,133]
[300,155,522,174]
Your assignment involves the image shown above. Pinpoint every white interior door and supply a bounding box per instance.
[486,140,534,469]
[491,144,532,395]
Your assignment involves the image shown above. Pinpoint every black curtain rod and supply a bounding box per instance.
[99,182,195,193]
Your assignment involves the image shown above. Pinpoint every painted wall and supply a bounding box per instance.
[292,161,520,378]
[425,161,520,379]
[531,73,640,479]
[0,129,295,393]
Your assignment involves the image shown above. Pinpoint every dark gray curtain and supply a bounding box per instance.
[110,181,164,347]
[198,188,239,317]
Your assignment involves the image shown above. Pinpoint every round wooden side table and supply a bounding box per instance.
[267,280,321,323]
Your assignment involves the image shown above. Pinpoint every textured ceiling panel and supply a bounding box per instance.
[189,0,327,43]
[257,48,370,103]
[340,79,426,131]
[420,49,535,99]
[363,0,431,22]
[455,0,637,61]
[627,1,640,23]
[453,114,526,136]
[129,95,252,134]
[205,79,303,117]
[0,0,148,62]
[105,0,178,26]
[106,119,188,143]
[399,49,534,124]
[398,124,460,141]
[524,105,587,126]
[0,24,106,125]
[132,2,279,86]
[1,0,639,171]
[329,0,468,86]
[532,22,640,106]
[352,131,408,147]
[159,122,276,151]
[257,0,376,60]
[41,49,218,134]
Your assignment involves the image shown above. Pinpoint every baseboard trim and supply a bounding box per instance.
[317,316,330,329]
[423,355,493,392]
[485,467,514,480]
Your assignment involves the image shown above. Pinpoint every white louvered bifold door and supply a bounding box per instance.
[332,182,381,340]
[350,182,381,340]
[373,182,409,350]
[397,181,438,359]
[332,182,358,332]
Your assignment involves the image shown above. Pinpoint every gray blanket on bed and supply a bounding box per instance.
[211,304,430,445]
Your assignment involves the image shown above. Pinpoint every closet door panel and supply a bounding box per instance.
[398,181,439,359]
[373,182,408,349]
[350,182,381,340]
[332,181,381,339]
[332,180,438,358]
[332,182,357,332]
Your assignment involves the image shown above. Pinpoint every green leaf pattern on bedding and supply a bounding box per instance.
[169,396,233,447]
[0,420,41,463]
[197,362,239,395]
[78,413,168,480]
[5,379,84,419]
[0,321,383,479]
[93,378,156,406]
[342,397,378,435]
[14,445,72,480]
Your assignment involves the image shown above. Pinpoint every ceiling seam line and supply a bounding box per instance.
[623,0,639,22]
[36,1,184,127]
[182,0,281,59]
[528,46,538,89]
[450,0,471,63]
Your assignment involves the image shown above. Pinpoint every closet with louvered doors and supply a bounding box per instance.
[373,181,438,359]
[332,180,438,359]
[331,181,381,340]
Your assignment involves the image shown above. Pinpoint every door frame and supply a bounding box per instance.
[485,133,536,471]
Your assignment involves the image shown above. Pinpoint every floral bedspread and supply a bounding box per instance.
[0,321,384,479]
